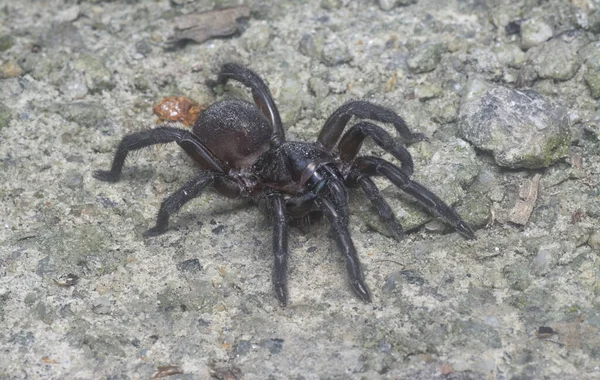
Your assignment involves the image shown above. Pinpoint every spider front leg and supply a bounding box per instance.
[351,156,475,239]
[267,194,289,306]
[144,174,241,237]
[318,100,427,151]
[316,195,371,303]
[93,126,226,182]
[208,62,285,144]
[315,176,371,302]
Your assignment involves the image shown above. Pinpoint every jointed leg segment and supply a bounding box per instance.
[352,156,475,239]
[338,121,415,176]
[354,175,405,241]
[143,172,216,237]
[316,195,371,303]
[318,100,427,151]
[93,126,226,182]
[267,194,289,306]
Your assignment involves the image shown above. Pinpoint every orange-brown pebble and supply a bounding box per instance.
[152,96,205,127]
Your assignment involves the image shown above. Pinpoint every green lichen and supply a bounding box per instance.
[518,133,570,168]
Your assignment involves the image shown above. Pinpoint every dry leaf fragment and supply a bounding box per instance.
[152,365,183,378]
[153,96,205,126]
[169,6,251,45]
[509,174,541,225]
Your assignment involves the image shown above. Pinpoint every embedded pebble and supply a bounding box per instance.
[378,0,417,11]
[0,34,14,52]
[503,262,532,291]
[320,36,352,66]
[176,258,203,273]
[458,78,570,169]
[44,102,108,128]
[526,37,582,81]
[0,61,24,79]
[414,83,442,101]
[520,18,553,50]
[579,42,600,98]
[588,231,600,251]
[242,22,271,51]
[74,53,115,93]
[407,43,444,73]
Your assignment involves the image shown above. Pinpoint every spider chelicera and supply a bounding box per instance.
[93,63,475,306]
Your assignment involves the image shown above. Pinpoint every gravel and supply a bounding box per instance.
[1,0,599,378]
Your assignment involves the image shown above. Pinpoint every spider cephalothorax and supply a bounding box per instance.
[93,63,474,306]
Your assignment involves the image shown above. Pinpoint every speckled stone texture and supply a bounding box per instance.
[1,0,600,379]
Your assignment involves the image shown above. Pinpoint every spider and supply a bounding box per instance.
[93,63,475,306]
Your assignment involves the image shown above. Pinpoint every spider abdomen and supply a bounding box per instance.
[193,99,272,169]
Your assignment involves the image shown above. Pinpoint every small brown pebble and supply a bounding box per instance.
[153,96,205,126]
[0,60,24,79]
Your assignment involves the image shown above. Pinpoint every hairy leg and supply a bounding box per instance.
[266,194,289,306]
[318,100,426,151]
[352,174,404,241]
[93,126,226,182]
[351,156,475,239]
[314,175,370,302]
[144,172,217,237]
[338,121,414,176]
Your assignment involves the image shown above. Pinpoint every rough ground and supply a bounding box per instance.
[1,0,600,379]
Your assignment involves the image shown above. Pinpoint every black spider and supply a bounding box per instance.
[93,63,475,306]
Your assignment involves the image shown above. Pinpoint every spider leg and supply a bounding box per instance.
[349,174,404,241]
[209,62,285,144]
[338,121,414,176]
[143,172,219,237]
[315,195,371,303]
[315,175,371,302]
[351,156,475,239]
[93,126,227,182]
[317,100,427,151]
[266,194,289,306]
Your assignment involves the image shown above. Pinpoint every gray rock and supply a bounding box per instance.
[74,53,115,93]
[455,189,491,229]
[0,34,15,52]
[407,43,444,74]
[43,101,107,128]
[531,242,562,276]
[526,37,581,81]
[378,0,418,11]
[134,39,152,56]
[466,48,503,79]
[520,18,553,50]
[58,71,88,100]
[503,262,532,291]
[241,22,271,51]
[588,230,600,252]
[579,42,600,98]
[176,258,203,273]
[458,79,570,169]
[413,83,442,101]
[308,76,329,98]
[452,319,502,349]
[320,35,352,66]
[278,77,305,126]
[42,22,85,52]
[320,0,342,10]
[298,33,323,59]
